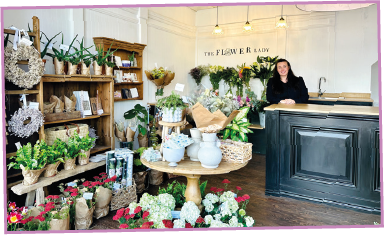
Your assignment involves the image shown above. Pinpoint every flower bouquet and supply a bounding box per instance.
[145,66,175,96]
[208,65,224,94]
[189,65,209,85]
[251,55,279,99]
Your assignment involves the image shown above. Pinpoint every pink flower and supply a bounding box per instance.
[222,179,231,184]
[210,187,217,192]
[236,186,242,191]
[134,206,142,214]
[8,202,17,210]
[142,211,149,220]
[119,224,129,229]
[242,194,250,200]
[71,192,78,197]
[196,216,204,224]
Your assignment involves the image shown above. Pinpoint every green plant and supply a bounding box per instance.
[64,132,82,160]
[89,40,119,66]
[255,99,270,114]
[7,141,48,170]
[133,147,148,173]
[156,91,187,113]
[251,55,279,99]
[124,104,149,135]
[129,51,135,63]
[77,133,95,152]
[76,38,94,67]
[45,139,65,165]
[149,115,159,148]
[208,65,224,92]
[40,31,62,59]
[222,107,253,142]
[46,34,81,62]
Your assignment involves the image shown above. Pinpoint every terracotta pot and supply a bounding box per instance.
[44,161,61,177]
[53,58,65,75]
[20,165,46,186]
[64,157,77,170]
[105,64,114,76]
[78,149,90,166]
[93,61,103,75]
[81,62,91,76]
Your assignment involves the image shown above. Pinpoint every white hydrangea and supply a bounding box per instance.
[219,191,235,203]
[237,223,244,227]
[139,193,157,211]
[173,219,185,228]
[214,213,221,221]
[204,215,213,225]
[226,198,239,214]
[148,204,172,229]
[158,193,176,210]
[210,220,229,228]
[202,199,214,213]
[239,209,246,216]
[229,216,238,227]
[205,203,214,213]
[180,201,200,226]
[128,202,139,214]
[219,201,232,217]
[244,216,255,227]
[205,193,219,204]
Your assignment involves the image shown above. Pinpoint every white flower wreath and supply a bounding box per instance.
[8,107,44,138]
[4,44,45,89]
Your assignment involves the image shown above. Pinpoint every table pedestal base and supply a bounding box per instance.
[181,174,203,210]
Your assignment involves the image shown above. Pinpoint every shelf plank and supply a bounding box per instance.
[7,172,22,179]
[114,98,142,102]
[17,60,29,65]
[42,75,114,82]
[114,81,143,85]
[44,113,110,125]
[116,66,141,69]
[4,29,37,37]
[91,145,111,154]
[11,160,106,195]
[249,124,264,130]
[6,152,17,159]
[5,90,39,95]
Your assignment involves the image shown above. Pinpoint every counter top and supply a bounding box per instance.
[308,92,373,102]
[264,103,379,116]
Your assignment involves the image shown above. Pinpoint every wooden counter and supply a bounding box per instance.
[265,104,380,213]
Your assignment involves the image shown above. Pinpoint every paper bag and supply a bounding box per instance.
[115,124,127,142]
[93,186,112,219]
[75,197,94,230]
[126,127,136,142]
[191,102,239,133]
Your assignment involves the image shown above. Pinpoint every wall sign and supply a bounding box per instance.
[204,47,270,57]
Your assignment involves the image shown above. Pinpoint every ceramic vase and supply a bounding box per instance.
[163,147,185,167]
[259,112,266,128]
[162,107,183,123]
[198,133,222,169]
[187,128,202,161]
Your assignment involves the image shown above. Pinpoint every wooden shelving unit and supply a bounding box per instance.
[93,37,146,102]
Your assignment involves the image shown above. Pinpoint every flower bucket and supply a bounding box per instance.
[53,57,65,75]
[133,171,147,194]
[93,61,103,75]
[78,149,90,166]
[68,62,78,75]
[81,62,91,76]
[258,112,265,128]
[64,157,76,171]
[75,197,95,230]
[105,64,113,76]
[44,161,61,177]
[20,165,46,186]
[93,186,112,219]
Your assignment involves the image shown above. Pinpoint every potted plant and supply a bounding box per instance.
[251,55,279,100]
[76,38,94,76]
[76,133,96,166]
[44,139,65,177]
[89,40,118,75]
[104,57,115,76]
[124,104,149,147]
[255,99,270,128]
[133,147,149,193]
[63,133,82,170]
[222,106,253,142]
[7,141,48,185]
[40,31,62,65]
[156,91,188,123]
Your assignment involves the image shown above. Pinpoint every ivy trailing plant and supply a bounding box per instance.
[7,140,48,170]
[156,91,187,114]
[45,139,65,165]
[124,104,149,135]
[222,106,253,142]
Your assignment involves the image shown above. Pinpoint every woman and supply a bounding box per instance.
[266,59,309,104]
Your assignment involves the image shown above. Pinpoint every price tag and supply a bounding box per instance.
[175,83,185,92]
[115,56,122,67]
[171,211,181,219]
[67,182,77,187]
[234,193,237,198]
[113,183,121,190]
[83,193,93,200]
[15,142,22,150]
[59,44,69,51]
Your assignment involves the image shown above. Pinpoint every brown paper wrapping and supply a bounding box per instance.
[93,61,103,75]
[191,102,240,133]
[78,149,90,166]
[49,216,70,230]
[138,133,148,148]
[149,169,164,185]
[133,171,147,194]
[44,101,57,115]
[94,186,112,219]
[20,165,46,186]
[64,157,76,170]
[44,161,61,177]
[81,62,91,76]
[105,65,113,76]
[68,62,78,75]
[54,57,65,75]
[163,72,175,86]
[63,94,77,112]
[126,127,136,142]
[115,124,127,142]
[50,95,64,113]
[75,198,95,230]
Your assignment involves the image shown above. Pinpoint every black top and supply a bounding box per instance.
[266,77,309,104]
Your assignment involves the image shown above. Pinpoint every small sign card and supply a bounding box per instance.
[175,83,185,92]
[130,88,139,98]
[83,193,93,200]
[67,182,77,187]
[115,56,122,67]
[171,211,181,219]
[59,44,69,51]
[15,142,22,150]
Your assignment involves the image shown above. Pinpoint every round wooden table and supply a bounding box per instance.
[141,158,248,208]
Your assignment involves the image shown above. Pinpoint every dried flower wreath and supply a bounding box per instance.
[4,44,45,89]
[8,107,44,138]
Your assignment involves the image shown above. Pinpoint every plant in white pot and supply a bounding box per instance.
[156,91,188,123]
[44,139,65,177]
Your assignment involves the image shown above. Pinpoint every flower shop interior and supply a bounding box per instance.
[2,2,382,231]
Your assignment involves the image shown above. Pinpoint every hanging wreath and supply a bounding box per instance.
[4,44,45,89]
[8,107,44,138]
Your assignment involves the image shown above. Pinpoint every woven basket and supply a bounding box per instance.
[219,139,253,163]
[45,123,89,145]
[110,181,137,211]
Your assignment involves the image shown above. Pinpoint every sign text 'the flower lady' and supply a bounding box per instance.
[204,47,270,56]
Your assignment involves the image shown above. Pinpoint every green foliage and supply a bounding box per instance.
[45,139,65,165]
[76,133,95,152]
[46,34,81,62]
[124,104,148,135]
[64,131,82,160]
[251,55,279,99]
[222,107,253,142]
[129,52,135,62]
[150,67,167,79]
[149,115,159,148]
[156,91,187,113]
[89,40,119,66]
[209,71,223,92]
[76,38,94,67]
[133,147,148,173]
[40,31,62,59]
[255,99,270,114]
[8,141,48,170]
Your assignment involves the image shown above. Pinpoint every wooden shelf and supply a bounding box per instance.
[249,124,264,130]
[6,152,17,159]
[5,90,39,95]
[4,29,37,37]
[115,82,143,85]
[44,113,110,125]
[42,74,114,82]
[91,145,111,154]
[114,97,141,102]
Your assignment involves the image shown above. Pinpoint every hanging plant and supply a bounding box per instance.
[208,65,224,92]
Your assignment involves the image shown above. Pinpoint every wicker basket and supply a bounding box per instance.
[110,181,137,211]
[219,139,253,163]
[45,123,89,145]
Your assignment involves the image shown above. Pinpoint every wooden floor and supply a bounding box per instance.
[90,154,381,230]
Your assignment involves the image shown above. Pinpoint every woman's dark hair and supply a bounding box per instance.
[270,58,300,94]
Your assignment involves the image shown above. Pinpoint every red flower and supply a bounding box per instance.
[100,172,107,175]
[116,208,125,218]
[134,206,142,214]
[196,216,204,224]
[7,212,22,223]
[235,197,243,203]
[20,216,33,225]
[70,188,78,193]
[142,211,149,220]
[8,202,17,210]
[119,224,129,229]
[216,188,224,192]
[162,219,173,228]
[93,176,100,180]
[37,204,45,208]
[35,215,45,222]
[124,208,130,215]
[83,181,91,187]
[111,175,117,182]
[91,182,98,187]
[101,175,107,179]
[39,211,47,216]
[141,221,153,229]
[46,195,53,200]
[210,187,217,192]
[236,186,242,191]
[71,192,78,197]
[129,214,135,219]
[113,215,121,221]
[242,194,250,200]
[222,179,231,184]
[104,178,111,183]
[53,195,60,199]
[64,186,73,192]
[185,223,193,228]
[67,201,74,205]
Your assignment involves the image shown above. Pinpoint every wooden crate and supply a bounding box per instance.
[44,111,81,122]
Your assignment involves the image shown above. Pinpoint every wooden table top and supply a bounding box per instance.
[141,158,248,176]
